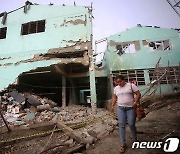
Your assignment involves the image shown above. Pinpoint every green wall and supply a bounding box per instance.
[0,5,91,54]
[0,4,91,90]
[101,26,180,96]
[105,27,180,71]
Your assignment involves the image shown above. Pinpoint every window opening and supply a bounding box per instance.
[21,20,45,35]
[0,27,7,39]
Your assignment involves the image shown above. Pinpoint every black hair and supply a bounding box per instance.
[115,75,125,81]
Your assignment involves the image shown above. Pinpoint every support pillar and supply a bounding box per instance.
[109,71,114,98]
[89,5,97,113]
[69,79,76,105]
[62,76,66,107]
[89,62,97,114]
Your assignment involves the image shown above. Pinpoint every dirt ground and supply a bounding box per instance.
[84,99,180,154]
[0,97,179,154]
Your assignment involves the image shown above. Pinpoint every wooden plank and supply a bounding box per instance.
[56,121,83,143]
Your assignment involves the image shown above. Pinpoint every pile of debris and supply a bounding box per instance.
[0,90,116,129]
[0,90,58,127]
[0,90,119,154]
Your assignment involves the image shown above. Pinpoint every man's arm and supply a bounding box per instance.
[111,94,117,113]
[133,90,141,108]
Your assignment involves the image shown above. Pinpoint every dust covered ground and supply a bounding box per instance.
[0,96,180,154]
[84,98,180,154]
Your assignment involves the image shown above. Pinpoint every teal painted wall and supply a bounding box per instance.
[0,5,91,55]
[101,27,180,96]
[0,60,61,90]
[0,4,92,91]
[105,27,180,71]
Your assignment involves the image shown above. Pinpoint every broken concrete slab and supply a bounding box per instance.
[24,113,35,121]
[37,104,51,112]
[9,91,25,103]
[51,107,60,112]
[27,96,42,106]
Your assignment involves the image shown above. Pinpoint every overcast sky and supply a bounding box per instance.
[1,0,180,61]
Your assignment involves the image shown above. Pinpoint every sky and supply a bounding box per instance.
[0,0,180,62]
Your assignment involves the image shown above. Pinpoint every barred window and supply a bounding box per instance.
[0,27,7,39]
[148,66,180,84]
[21,20,45,35]
[112,69,145,86]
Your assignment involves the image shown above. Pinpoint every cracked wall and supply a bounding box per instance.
[100,26,180,97]
[0,4,93,92]
[105,27,180,71]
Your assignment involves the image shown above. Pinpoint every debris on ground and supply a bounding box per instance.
[0,90,179,154]
[0,89,119,154]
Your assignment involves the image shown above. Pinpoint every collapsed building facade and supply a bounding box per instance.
[0,3,180,153]
[0,2,180,109]
[97,25,180,99]
[0,2,97,108]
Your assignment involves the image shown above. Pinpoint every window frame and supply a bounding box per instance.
[112,69,146,86]
[0,27,7,39]
[21,20,46,35]
[148,66,179,84]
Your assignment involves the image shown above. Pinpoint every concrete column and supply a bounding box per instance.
[89,7,97,113]
[109,73,114,98]
[62,76,66,107]
[89,62,97,113]
[69,79,76,105]
[144,70,150,85]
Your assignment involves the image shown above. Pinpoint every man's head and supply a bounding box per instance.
[115,75,126,87]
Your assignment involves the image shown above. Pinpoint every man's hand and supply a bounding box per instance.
[133,102,137,109]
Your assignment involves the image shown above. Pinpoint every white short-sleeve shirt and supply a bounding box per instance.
[114,83,139,107]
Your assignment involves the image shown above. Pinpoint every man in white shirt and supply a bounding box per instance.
[111,75,141,153]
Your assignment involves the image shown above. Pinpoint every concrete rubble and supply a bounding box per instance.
[0,90,58,126]
[0,90,115,126]
[1,90,178,153]
[0,89,119,153]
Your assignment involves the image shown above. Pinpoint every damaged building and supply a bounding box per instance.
[0,2,180,109]
[0,2,180,154]
[0,2,97,108]
[97,25,180,99]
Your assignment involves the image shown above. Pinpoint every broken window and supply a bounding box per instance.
[112,69,145,86]
[143,40,171,51]
[0,27,7,39]
[21,20,45,35]
[116,41,140,55]
[163,40,171,50]
[148,66,180,84]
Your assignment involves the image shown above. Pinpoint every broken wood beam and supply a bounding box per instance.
[56,121,83,144]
